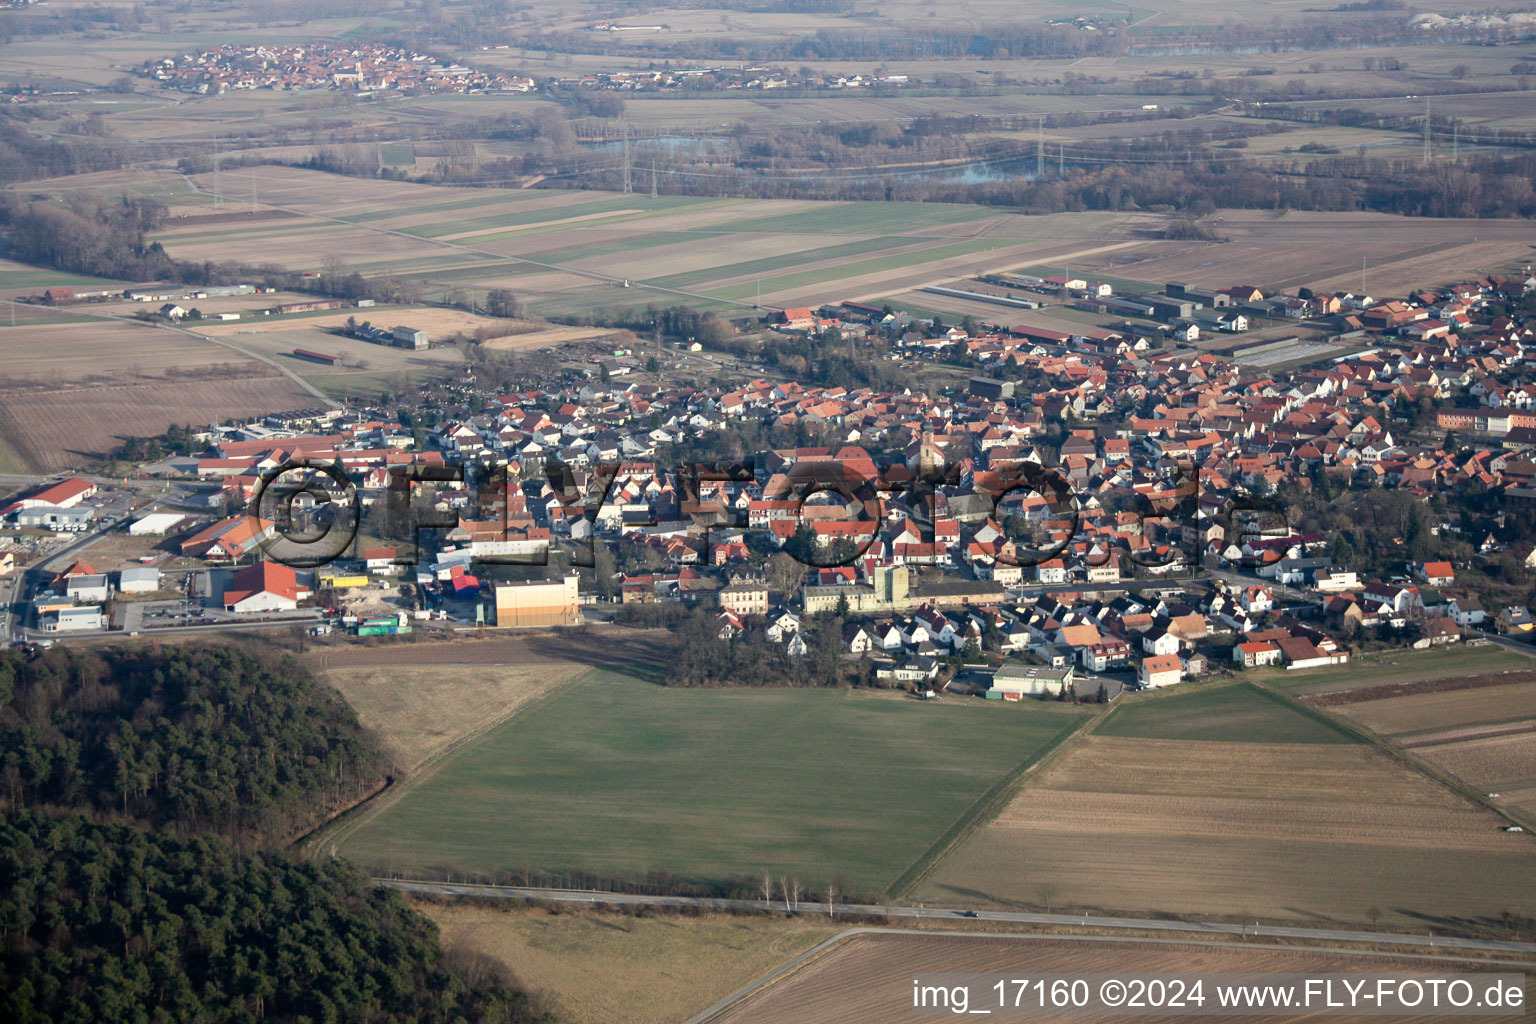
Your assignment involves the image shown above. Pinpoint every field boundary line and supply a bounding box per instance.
[683,926,864,1024]
[1241,681,1364,743]
[886,706,1107,901]
[301,664,594,857]
[1250,679,1536,834]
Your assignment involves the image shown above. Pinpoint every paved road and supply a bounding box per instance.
[374,879,1536,954]
[1483,633,1536,659]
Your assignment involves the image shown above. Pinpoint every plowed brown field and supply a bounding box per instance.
[713,932,1533,1024]
[919,737,1536,928]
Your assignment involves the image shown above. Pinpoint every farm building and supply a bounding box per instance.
[222,560,309,613]
[118,566,162,594]
[989,662,1075,700]
[494,574,579,627]
[276,299,344,314]
[392,325,428,349]
[15,505,94,531]
[128,512,187,536]
[292,348,341,365]
[1275,636,1351,670]
[0,477,97,517]
[1138,654,1184,689]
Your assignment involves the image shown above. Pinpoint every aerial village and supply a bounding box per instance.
[138,43,913,96]
[7,267,1536,701]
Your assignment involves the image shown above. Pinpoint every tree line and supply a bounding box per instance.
[0,810,550,1024]
[0,645,388,844]
[0,643,557,1022]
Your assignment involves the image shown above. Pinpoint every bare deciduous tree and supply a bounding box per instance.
[780,876,800,911]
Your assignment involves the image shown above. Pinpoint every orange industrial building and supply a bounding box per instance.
[494,574,580,627]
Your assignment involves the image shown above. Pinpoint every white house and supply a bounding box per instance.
[1240,585,1274,614]
[1035,558,1068,584]
[1312,566,1358,592]
[1232,640,1283,668]
[66,574,110,604]
[1138,653,1184,688]
[1141,623,1181,656]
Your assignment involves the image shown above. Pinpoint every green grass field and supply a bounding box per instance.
[535,229,725,266]
[336,670,1090,894]
[0,268,133,291]
[379,142,416,166]
[338,190,563,223]
[706,239,1016,302]
[1257,644,1530,695]
[642,235,919,290]
[402,195,721,241]
[727,201,992,235]
[1096,682,1359,744]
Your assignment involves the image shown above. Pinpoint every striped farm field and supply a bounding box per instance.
[920,681,1536,929]
[1311,667,1536,827]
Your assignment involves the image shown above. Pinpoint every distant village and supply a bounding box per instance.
[140,43,537,95]
[138,42,914,96]
[6,265,1536,698]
